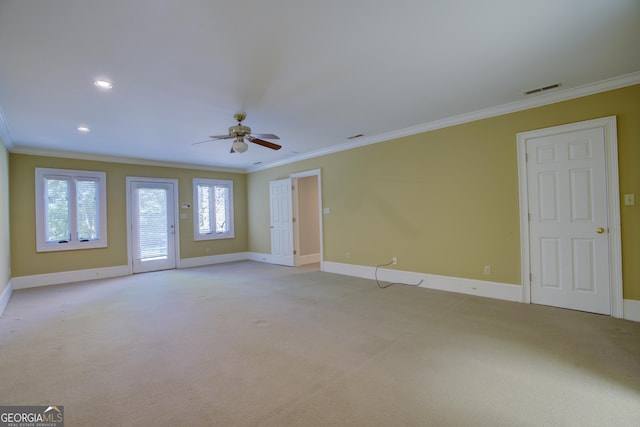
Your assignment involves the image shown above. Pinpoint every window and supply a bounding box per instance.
[35,168,107,252]
[193,178,234,240]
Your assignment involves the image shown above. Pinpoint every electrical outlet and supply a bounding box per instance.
[346,251,351,260]
[624,194,635,206]
[392,257,398,265]
[484,265,491,275]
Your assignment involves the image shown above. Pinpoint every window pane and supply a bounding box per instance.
[137,188,168,260]
[215,186,229,233]
[45,178,70,242]
[198,185,212,234]
[76,179,99,241]
[193,178,233,240]
[36,168,107,252]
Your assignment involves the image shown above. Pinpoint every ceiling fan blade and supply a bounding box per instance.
[250,133,280,140]
[247,136,282,150]
[209,134,235,140]
[192,138,215,145]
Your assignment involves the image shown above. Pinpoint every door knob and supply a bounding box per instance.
[596,227,605,234]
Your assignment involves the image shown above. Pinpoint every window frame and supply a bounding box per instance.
[35,168,107,252]
[193,178,235,241]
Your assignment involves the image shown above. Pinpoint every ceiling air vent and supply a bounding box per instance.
[347,134,364,140]
[524,83,561,96]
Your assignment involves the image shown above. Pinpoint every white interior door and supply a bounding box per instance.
[525,126,611,314]
[129,179,177,273]
[270,178,294,266]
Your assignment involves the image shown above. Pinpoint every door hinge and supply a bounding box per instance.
[292,217,296,222]
[293,249,297,255]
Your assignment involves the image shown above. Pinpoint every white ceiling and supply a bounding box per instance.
[1,0,639,172]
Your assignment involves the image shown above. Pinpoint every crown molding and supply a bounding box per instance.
[9,146,245,174]
[248,71,640,173]
[0,105,14,150]
[4,71,639,174]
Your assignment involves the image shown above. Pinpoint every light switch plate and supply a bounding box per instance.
[624,194,635,206]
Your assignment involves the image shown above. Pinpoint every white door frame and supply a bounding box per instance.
[516,116,623,317]
[126,177,180,274]
[292,177,301,265]
[290,169,324,271]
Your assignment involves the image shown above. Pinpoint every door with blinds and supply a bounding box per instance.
[127,178,178,273]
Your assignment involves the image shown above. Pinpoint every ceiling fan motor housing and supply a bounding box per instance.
[229,124,251,136]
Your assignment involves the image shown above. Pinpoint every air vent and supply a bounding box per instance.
[524,83,561,95]
[347,134,364,140]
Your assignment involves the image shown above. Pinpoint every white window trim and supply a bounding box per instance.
[35,168,107,252]
[193,178,235,241]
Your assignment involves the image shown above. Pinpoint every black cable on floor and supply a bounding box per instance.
[375,261,424,289]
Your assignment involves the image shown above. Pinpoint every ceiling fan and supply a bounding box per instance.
[194,113,281,153]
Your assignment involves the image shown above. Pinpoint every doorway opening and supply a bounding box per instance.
[269,169,323,270]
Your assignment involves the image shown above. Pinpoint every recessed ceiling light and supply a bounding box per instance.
[94,79,113,89]
[77,126,91,133]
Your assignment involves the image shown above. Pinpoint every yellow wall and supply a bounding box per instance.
[0,137,10,295]
[248,84,640,299]
[9,155,247,277]
[5,85,639,300]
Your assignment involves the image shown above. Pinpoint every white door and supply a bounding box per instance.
[129,180,177,273]
[525,126,611,314]
[270,178,294,266]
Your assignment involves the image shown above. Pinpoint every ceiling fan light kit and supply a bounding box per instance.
[232,138,249,153]
[194,112,282,154]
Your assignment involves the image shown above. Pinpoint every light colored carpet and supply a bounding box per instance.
[0,261,638,426]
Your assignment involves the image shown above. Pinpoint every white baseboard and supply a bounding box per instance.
[323,262,374,280]
[0,279,12,317]
[247,252,321,267]
[247,252,276,264]
[623,299,640,323]
[178,252,250,269]
[9,253,256,290]
[296,253,320,266]
[323,261,522,302]
[11,265,130,290]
